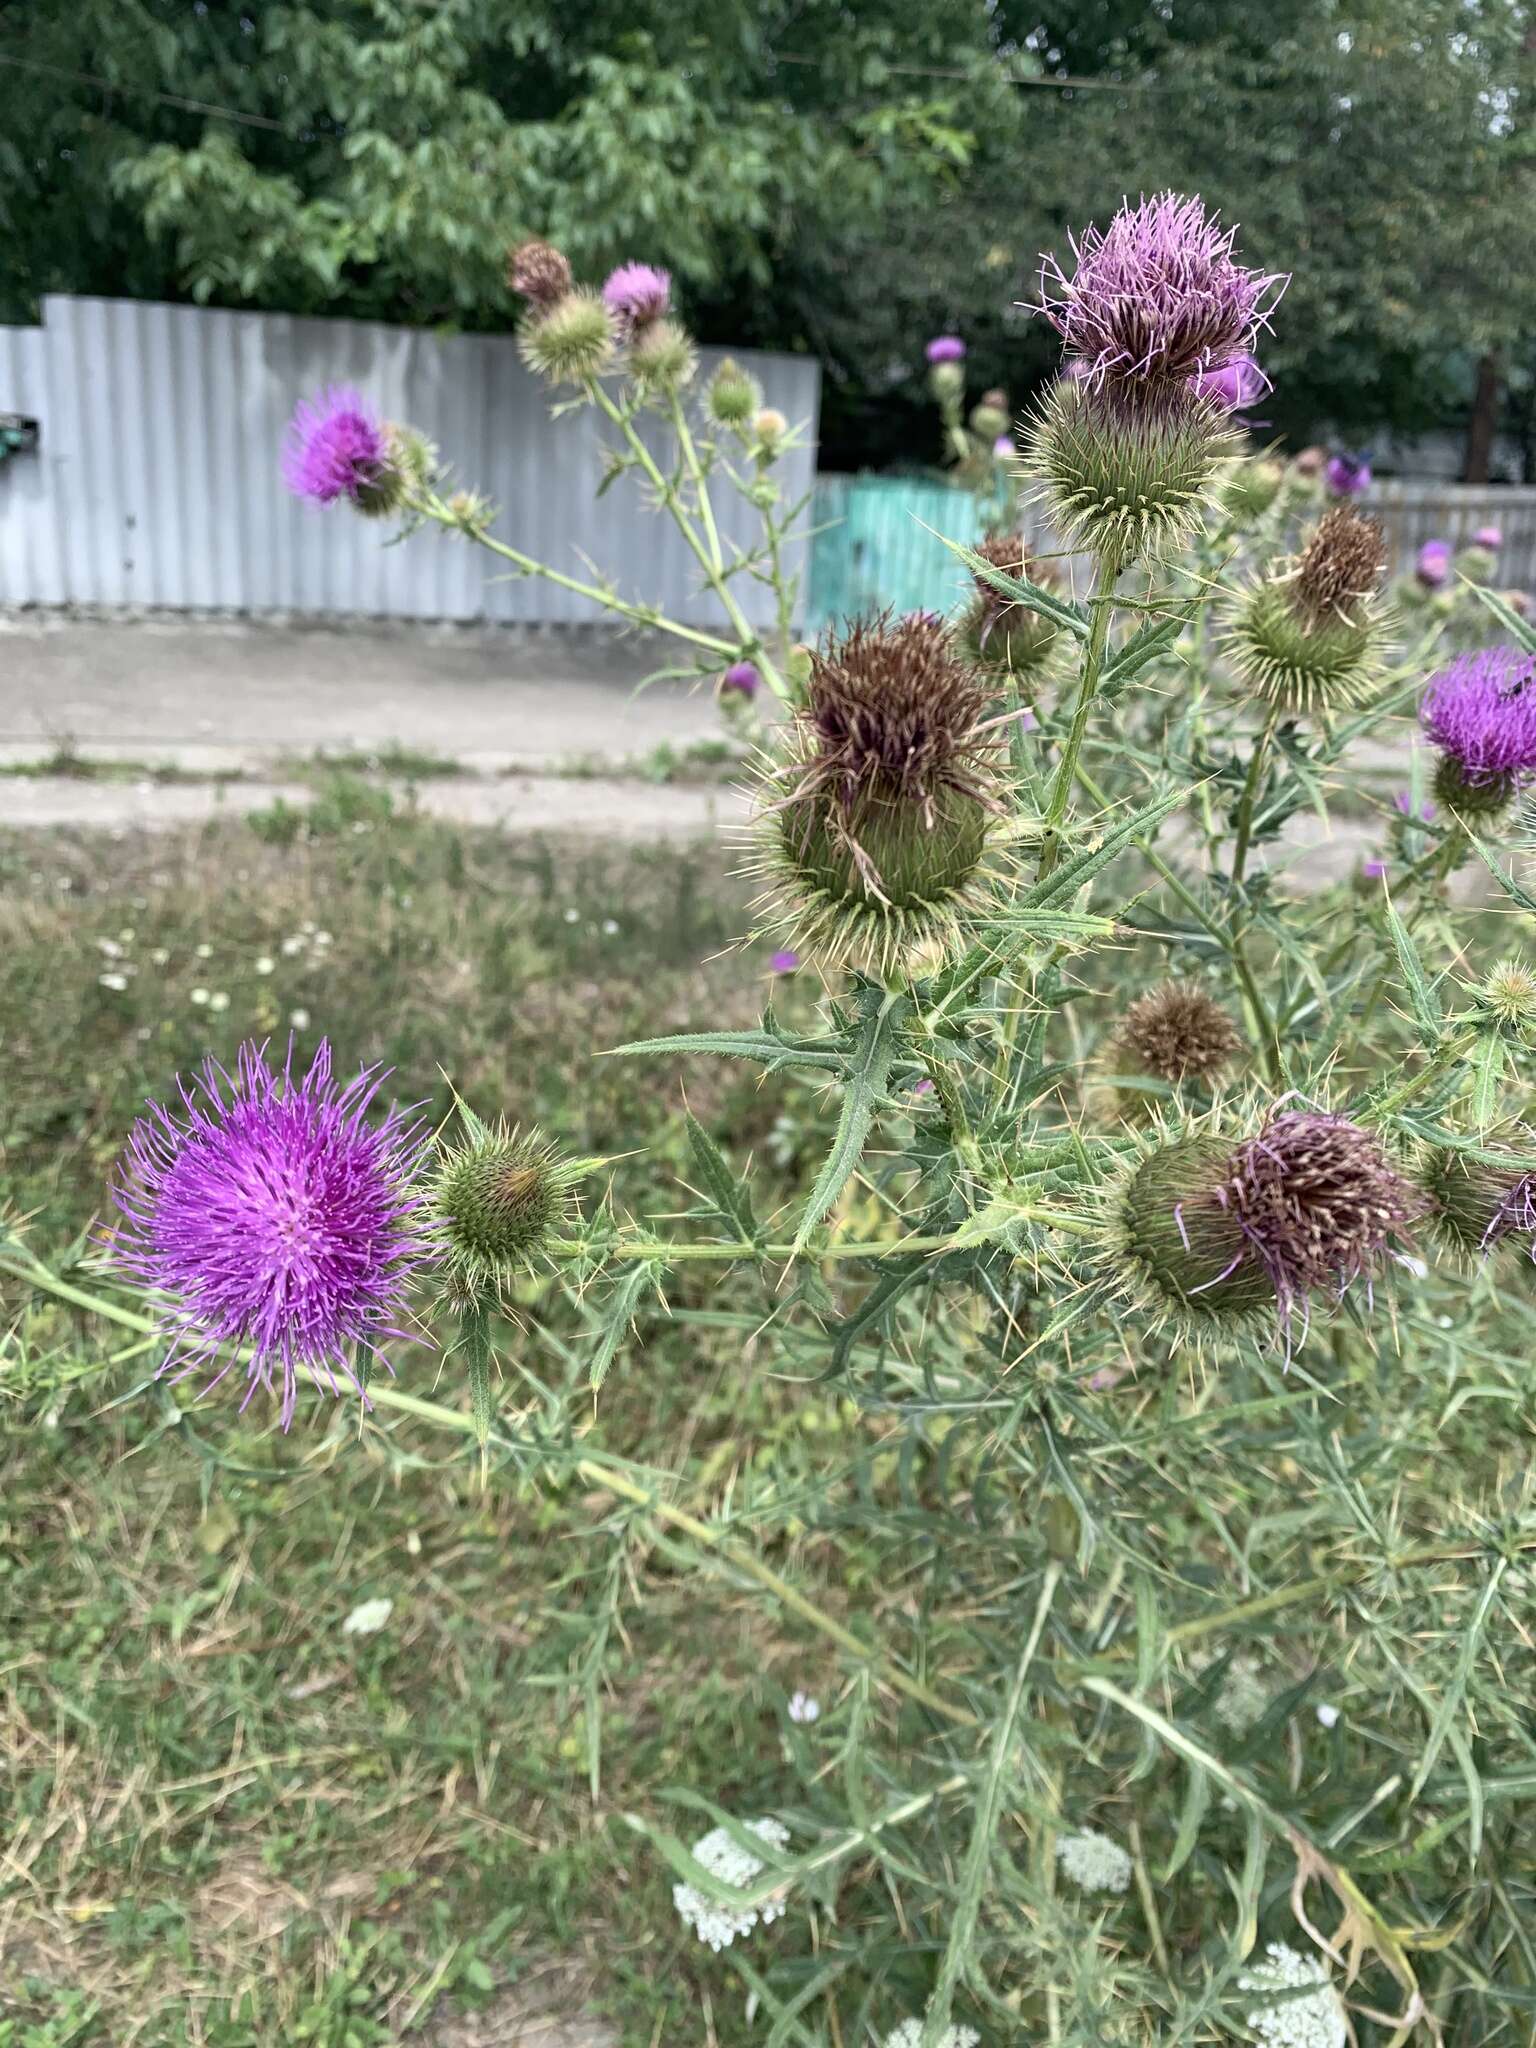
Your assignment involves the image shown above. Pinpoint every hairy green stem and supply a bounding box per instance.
[1036,553,1121,881]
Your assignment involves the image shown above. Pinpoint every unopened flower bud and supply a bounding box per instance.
[707,357,761,427]
[518,289,616,385]
[969,399,1010,440]
[1221,454,1284,520]
[508,238,574,308]
[956,533,1059,678]
[628,316,697,392]
[927,361,966,401]
[755,407,788,447]
[1470,957,1536,1043]
[433,1122,590,1294]
[1424,1140,1536,1258]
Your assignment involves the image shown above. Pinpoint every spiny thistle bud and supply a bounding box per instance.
[707,357,761,427]
[432,1121,588,1297]
[1420,648,1536,820]
[628,316,697,392]
[508,238,574,308]
[748,612,1004,969]
[754,407,788,451]
[1026,377,1239,564]
[445,488,496,535]
[1220,454,1284,521]
[969,396,1010,440]
[1457,542,1498,586]
[1109,1113,1423,1335]
[517,289,616,385]
[1226,507,1391,713]
[955,533,1059,678]
[1423,1140,1536,1259]
[1114,981,1244,1089]
[1470,956,1536,1043]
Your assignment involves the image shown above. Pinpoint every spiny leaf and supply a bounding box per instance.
[792,995,909,1255]
[684,1110,756,1239]
[1382,888,1443,1042]
[589,1260,660,1390]
[930,528,1091,637]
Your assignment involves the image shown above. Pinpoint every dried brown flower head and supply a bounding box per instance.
[1292,506,1388,624]
[508,238,574,308]
[1116,981,1243,1086]
[970,532,1054,610]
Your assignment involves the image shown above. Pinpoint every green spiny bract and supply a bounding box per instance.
[1108,1132,1276,1327]
[628,317,697,393]
[1219,453,1284,522]
[1433,752,1516,821]
[1225,505,1391,713]
[1025,377,1239,564]
[432,1122,586,1297]
[705,356,761,427]
[748,612,1005,972]
[517,290,615,385]
[1422,1139,1536,1256]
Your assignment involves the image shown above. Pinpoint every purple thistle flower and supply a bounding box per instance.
[1420,647,1536,788]
[1362,857,1389,880]
[769,948,800,974]
[993,432,1015,457]
[1189,351,1267,411]
[1416,538,1452,589]
[1324,452,1372,498]
[1484,1172,1536,1259]
[602,261,672,335]
[1474,523,1503,551]
[719,660,760,698]
[1038,192,1284,397]
[283,386,390,506]
[112,1040,433,1428]
[925,335,966,364]
[1211,1111,1424,1338]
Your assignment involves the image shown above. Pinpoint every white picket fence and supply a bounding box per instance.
[0,295,820,626]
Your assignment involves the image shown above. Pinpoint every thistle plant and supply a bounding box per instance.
[16,189,1536,2047]
[283,238,813,717]
[922,336,1021,533]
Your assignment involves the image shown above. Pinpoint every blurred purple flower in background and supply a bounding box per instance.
[1416,539,1452,588]
[1474,524,1503,550]
[1324,452,1372,498]
[283,387,389,506]
[1395,789,1436,823]
[113,1040,432,1428]
[993,433,1015,457]
[925,335,966,363]
[602,262,672,335]
[719,660,760,698]
[1362,858,1389,880]
[770,949,801,974]
[1038,192,1284,396]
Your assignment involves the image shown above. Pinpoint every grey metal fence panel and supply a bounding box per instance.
[0,296,819,628]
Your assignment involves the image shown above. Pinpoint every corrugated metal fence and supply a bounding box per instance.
[0,295,819,626]
[805,475,1536,628]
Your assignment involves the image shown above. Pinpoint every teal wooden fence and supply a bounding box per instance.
[806,475,989,628]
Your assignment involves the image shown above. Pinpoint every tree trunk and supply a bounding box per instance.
[1464,351,1502,483]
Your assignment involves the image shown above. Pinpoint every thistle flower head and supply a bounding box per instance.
[1039,193,1283,399]
[1325,451,1371,498]
[1238,1943,1347,2048]
[517,289,616,384]
[507,237,574,308]
[1424,1140,1536,1259]
[601,260,672,335]
[1475,523,1503,550]
[755,407,788,449]
[1220,453,1285,520]
[432,1119,586,1297]
[718,659,761,698]
[627,315,697,392]
[1416,537,1452,589]
[283,387,405,515]
[707,356,761,426]
[1027,376,1239,564]
[111,1040,432,1427]
[1109,1112,1423,1337]
[925,335,966,363]
[1420,647,1536,816]
[956,534,1060,676]
[749,613,1003,969]
[1472,956,1536,1040]
[1227,508,1390,713]
[1115,981,1243,1088]
[969,393,1010,439]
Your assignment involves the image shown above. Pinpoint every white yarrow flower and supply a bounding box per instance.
[98,972,129,992]
[883,2021,980,2048]
[1055,1828,1133,1894]
[341,1596,394,1637]
[787,1690,821,1724]
[672,1816,791,1951]
[1238,1942,1347,2048]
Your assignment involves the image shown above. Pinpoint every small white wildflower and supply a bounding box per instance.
[194,942,213,959]
[281,935,305,957]
[672,1816,791,1951]
[95,937,123,959]
[314,930,332,946]
[602,917,620,936]
[883,2023,979,2048]
[254,955,275,976]
[150,947,170,966]
[290,1008,311,1029]
[1055,1828,1132,1894]
[787,1691,821,1724]
[563,907,580,924]
[1238,1941,1347,2048]
[98,972,129,992]
[190,986,210,1006]
[341,1596,393,1637]
[208,991,230,1013]
[1200,1650,1269,1735]
[1315,1703,1341,1729]
[118,927,135,942]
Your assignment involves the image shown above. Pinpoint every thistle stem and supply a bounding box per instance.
[1036,552,1121,881]
[1230,707,1279,888]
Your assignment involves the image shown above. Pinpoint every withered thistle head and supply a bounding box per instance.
[749,612,1003,969]
[1115,981,1243,1087]
[1110,1110,1423,1337]
[1226,506,1391,714]
[1423,1140,1536,1260]
[508,238,574,308]
[957,534,1060,677]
